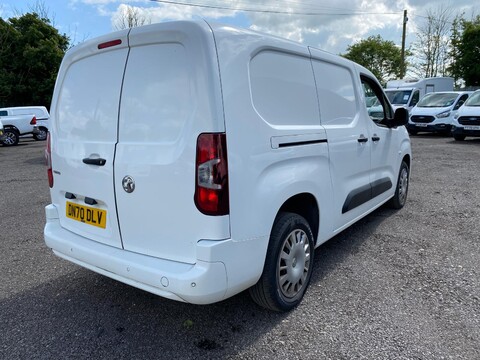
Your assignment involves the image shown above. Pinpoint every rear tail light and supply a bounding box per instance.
[195,133,229,216]
[30,116,37,125]
[45,132,53,188]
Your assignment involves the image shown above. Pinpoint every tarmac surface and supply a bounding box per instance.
[1,135,479,359]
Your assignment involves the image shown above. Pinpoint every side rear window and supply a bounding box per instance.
[311,60,357,126]
[249,51,319,126]
[0,110,7,116]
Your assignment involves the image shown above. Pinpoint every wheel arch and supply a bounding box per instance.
[277,192,320,244]
[4,125,20,133]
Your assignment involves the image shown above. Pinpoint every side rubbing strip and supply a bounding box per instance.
[342,183,371,214]
[342,177,393,214]
[371,178,392,198]
[271,131,327,149]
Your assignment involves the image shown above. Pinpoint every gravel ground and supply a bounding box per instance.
[0,135,479,359]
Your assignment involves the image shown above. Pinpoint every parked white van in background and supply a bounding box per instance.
[407,91,471,135]
[451,89,480,141]
[385,77,454,114]
[44,21,411,311]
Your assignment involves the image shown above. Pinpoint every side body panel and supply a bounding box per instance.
[211,25,334,291]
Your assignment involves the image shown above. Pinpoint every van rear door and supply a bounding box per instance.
[114,22,230,265]
[50,31,130,248]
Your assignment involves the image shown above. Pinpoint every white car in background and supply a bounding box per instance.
[0,106,50,141]
[0,119,5,142]
[407,91,472,135]
[451,89,480,141]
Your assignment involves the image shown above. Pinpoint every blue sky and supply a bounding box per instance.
[0,1,478,55]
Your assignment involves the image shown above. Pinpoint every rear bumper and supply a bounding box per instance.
[44,204,267,304]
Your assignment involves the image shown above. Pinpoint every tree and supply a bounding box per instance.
[0,12,69,108]
[447,15,464,87]
[342,35,403,85]
[113,5,151,30]
[457,16,480,86]
[412,6,452,78]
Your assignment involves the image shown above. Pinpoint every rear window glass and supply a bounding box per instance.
[249,51,319,126]
[119,43,191,143]
[56,48,128,141]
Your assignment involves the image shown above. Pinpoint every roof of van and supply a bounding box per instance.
[64,20,378,88]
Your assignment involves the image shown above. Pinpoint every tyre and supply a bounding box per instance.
[389,161,409,209]
[453,134,466,141]
[249,212,315,312]
[33,127,48,141]
[2,128,20,146]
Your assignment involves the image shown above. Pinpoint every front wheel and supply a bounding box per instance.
[453,134,466,141]
[249,212,315,312]
[1,129,20,146]
[389,161,409,209]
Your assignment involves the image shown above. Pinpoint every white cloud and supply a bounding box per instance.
[101,1,478,54]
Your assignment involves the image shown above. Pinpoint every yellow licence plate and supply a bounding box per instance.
[66,201,107,229]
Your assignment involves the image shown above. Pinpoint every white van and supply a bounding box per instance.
[407,91,471,135]
[44,21,411,311]
[385,77,454,114]
[451,89,480,141]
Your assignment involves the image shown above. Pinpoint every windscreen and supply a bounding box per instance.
[417,93,458,108]
[386,90,412,105]
[465,92,480,107]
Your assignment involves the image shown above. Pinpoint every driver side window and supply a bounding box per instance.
[410,90,420,107]
[361,76,392,124]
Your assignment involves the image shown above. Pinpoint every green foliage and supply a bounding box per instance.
[447,16,464,87]
[0,13,69,108]
[342,35,403,85]
[457,16,480,86]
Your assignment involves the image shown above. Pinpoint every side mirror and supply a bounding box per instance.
[386,107,408,128]
[454,100,465,111]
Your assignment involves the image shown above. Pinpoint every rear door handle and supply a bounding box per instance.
[82,157,106,166]
[357,135,368,143]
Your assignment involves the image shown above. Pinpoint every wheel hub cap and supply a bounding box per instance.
[277,229,311,299]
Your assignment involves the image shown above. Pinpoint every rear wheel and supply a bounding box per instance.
[2,129,19,146]
[389,161,409,209]
[33,127,48,141]
[250,212,314,312]
[453,134,466,141]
